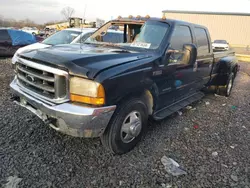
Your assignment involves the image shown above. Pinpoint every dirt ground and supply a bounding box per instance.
[0,58,249,188]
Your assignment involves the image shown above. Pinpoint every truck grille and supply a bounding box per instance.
[16,58,69,103]
[215,47,226,49]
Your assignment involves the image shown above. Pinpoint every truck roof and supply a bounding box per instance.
[112,17,208,30]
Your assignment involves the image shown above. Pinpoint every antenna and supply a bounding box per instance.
[83,4,87,20]
[80,4,87,51]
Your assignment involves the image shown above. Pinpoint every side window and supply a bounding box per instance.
[170,25,192,50]
[168,25,192,64]
[102,33,114,43]
[81,32,93,42]
[194,27,210,55]
[116,33,124,43]
[0,30,11,42]
[103,32,123,43]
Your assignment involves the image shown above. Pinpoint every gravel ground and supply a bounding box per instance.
[0,58,249,188]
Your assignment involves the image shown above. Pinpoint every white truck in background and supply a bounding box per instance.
[21,27,39,35]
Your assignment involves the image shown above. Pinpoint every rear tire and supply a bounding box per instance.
[225,73,234,97]
[216,72,234,97]
[101,98,148,154]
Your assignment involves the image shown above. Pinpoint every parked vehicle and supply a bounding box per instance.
[10,16,239,154]
[56,17,97,31]
[13,28,124,60]
[212,40,229,51]
[21,27,39,35]
[71,29,124,44]
[12,28,92,60]
[0,29,37,56]
[38,28,57,38]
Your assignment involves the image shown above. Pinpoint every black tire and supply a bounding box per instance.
[216,72,234,97]
[225,72,234,97]
[101,98,148,154]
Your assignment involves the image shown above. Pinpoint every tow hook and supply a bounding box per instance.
[44,118,57,126]
[10,95,20,101]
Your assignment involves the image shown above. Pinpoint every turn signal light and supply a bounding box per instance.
[145,15,150,19]
[70,94,105,105]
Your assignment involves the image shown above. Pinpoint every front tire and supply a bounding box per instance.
[101,98,148,154]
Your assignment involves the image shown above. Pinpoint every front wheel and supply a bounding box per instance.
[101,98,148,154]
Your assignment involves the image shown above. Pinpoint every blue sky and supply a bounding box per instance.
[1,0,250,23]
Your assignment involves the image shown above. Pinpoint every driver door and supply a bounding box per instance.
[155,25,199,110]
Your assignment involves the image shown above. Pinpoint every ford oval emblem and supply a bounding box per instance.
[26,75,35,82]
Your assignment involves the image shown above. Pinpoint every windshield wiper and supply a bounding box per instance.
[108,49,131,53]
[42,42,54,45]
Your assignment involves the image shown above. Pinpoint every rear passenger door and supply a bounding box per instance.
[0,30,12,56]
[194,27,213,85]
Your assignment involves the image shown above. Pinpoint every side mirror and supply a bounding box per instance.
[182,44,197,65]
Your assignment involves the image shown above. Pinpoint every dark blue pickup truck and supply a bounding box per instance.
[11,16,239,154]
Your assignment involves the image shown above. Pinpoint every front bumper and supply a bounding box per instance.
[10,78,116,138]
[213,46,229,51]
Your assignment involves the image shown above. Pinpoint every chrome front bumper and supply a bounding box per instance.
[10,78,116,138]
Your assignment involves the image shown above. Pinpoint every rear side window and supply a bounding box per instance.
[170,25,192,50]
[194,27,210,55]
[0,30,11,42]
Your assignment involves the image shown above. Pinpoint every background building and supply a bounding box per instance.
[162,10,250,46]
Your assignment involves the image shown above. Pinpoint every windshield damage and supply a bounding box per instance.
[84,20,170,50]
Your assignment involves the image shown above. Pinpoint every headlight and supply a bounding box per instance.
[70,76,105,105]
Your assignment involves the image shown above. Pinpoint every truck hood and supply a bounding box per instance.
[15,42,51,55]
[19,44,154,79]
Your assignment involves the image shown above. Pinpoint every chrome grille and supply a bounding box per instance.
[215,47,226,49]
[16,58,69,103]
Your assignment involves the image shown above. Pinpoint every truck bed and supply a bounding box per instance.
[213,50,235,59]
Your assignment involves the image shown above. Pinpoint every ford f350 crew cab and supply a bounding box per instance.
[10,16,239,154]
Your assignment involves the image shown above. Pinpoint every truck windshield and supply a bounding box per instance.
[84,21,169,50]
[214,40,227,44]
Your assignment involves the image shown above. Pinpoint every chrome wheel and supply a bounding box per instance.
[227,77,233,95]
[120,111,142,143]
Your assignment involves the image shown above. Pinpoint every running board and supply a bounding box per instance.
[153,92,205,120]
